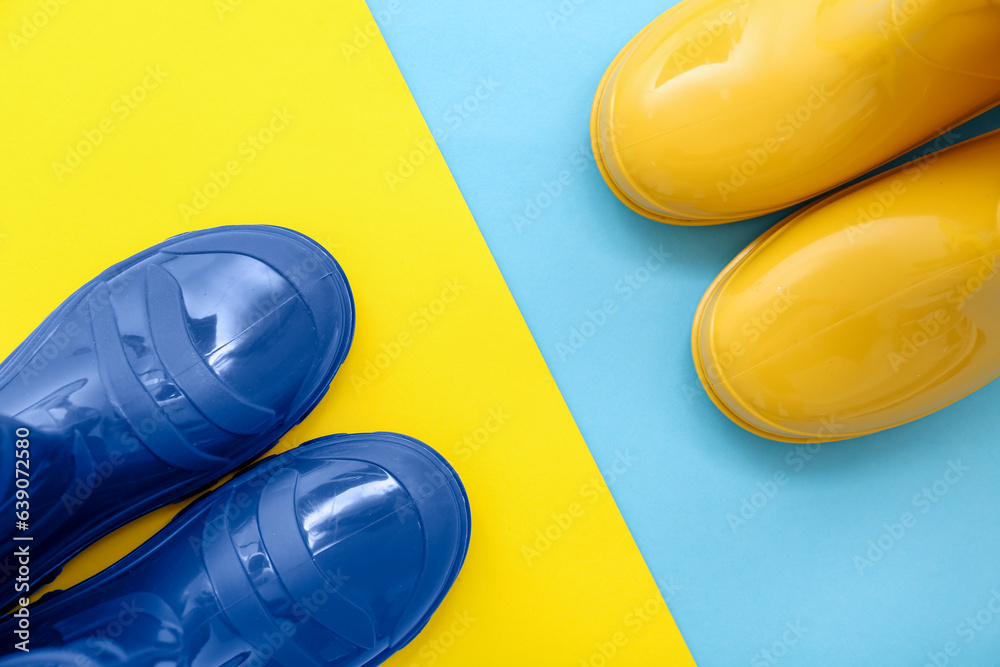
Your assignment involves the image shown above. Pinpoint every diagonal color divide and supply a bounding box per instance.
[0,0,695,664]
[362,0,1000,664]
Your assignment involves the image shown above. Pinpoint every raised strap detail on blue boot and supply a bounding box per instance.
[0,226,355,615]
[0,432,468,667]
[257,468,381,651]
[145,264,276,435]
[89,284,229,472]
[299,434,469,649]
[200,491,328,667]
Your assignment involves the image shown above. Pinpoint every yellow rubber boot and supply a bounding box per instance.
[592,0,1000,225]
[693,128,1000,442]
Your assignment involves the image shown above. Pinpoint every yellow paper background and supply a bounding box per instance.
[0,0,694,664]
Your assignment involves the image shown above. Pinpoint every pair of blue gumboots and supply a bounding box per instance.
[0,226,471,666]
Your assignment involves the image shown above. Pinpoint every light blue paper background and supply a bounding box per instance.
[366,2,1000,664]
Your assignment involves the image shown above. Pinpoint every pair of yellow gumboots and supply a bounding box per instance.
[591,0,1000,443]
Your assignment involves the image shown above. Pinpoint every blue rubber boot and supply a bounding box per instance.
[0,225,354,610]
[0,433,471,667]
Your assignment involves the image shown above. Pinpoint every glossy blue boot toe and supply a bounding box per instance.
[0,225,354,610]
[0,433,471,666]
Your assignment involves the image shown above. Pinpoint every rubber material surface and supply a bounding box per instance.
[693,128,1000,441]
[0,225,355,610]
[0,433,471,666]
[592,0,1000,224]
